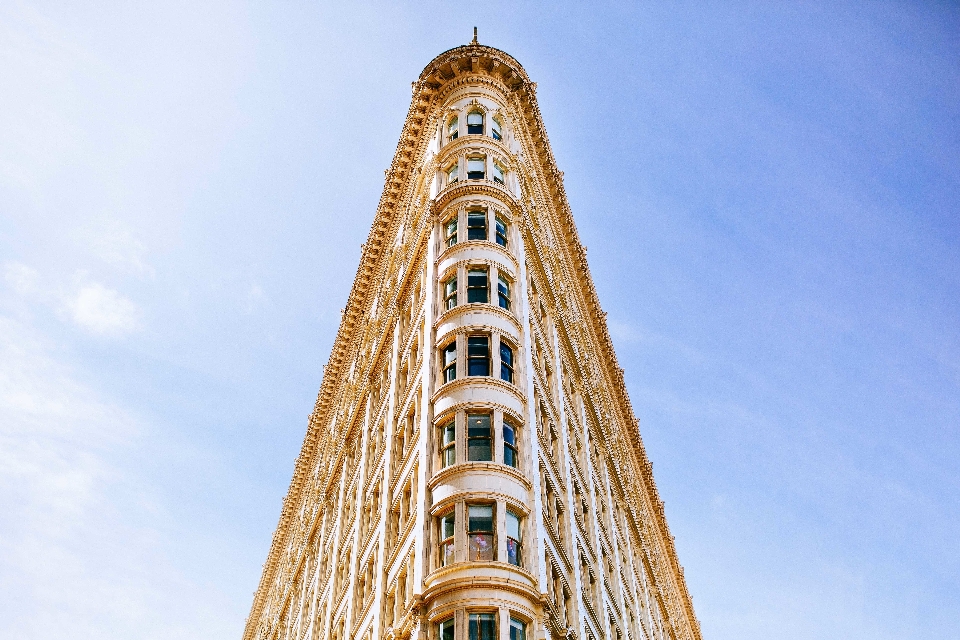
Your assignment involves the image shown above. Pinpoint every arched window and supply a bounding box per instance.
[467,111,484,135]
[491,117,502,141]
[448,115,459,141]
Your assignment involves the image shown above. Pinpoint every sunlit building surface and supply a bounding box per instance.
[243,38,701,640]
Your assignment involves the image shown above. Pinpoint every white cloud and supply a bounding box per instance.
[68,281,141,336]
[3,262,40,296]
[83,219,154,277]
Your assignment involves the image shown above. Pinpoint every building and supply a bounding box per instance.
[243,37,701,640]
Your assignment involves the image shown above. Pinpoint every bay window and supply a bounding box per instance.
[509,618,526,640]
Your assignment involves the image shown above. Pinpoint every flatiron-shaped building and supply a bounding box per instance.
[244,39,701,640]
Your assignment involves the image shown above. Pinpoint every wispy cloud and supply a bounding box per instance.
[67,280,141,336]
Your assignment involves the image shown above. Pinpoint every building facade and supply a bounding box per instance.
[243,40,701,640]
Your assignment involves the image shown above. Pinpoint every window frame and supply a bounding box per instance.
[491,117,503,141]
[495,215,508,247]
[440,420,456,468]
[438,511,456,567]
[497,274,511,310]
[503,420,519,468]
[438,617,455,640]
[444,216,458,247]
[466,267,489,304]
[466,412,493,462]
[443,274,458,310]
[499,339,515,383]
[506,510,522,567]
[466,156,486,180]
[447,115,459,141]
[447,162,459,185]
[467,210,488,241]
[466,334,490,377]
[492,162,505,185]
[509,617,526,640]
[442,341,457,383]
[466,110,484,135]
[466,504,496,562]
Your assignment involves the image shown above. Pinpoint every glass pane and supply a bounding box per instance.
[503,423,515,446]
[442,513,456,538]
[468,158,485,172]
[467,413,490,435]
[506,537,520,566]
[444,344,457,366]
[443,423,455,445]
[444,446,456,467]
[468,359,490,377]
[506,511,520,539]
[500,343,513,367]
[467,112,483,125]
[448,165,458,180]
[469,613,497,640]
[468,288,488,304]
[445,278,457,295]
[467,270,488,287]
[468,212,486,226]
[442,540,455,566]
[440,618,455,640]
[509,618,526,640]
[448,117,458,132]
[468,439,492,461]
[503,445,516,467]
[468,533,495,561]
[468,504,493,531]
[467,336,489,357]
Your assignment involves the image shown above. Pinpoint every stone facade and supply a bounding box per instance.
[243,40,701,640]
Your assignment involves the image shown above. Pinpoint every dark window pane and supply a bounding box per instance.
[440,619,455,640]
[504,446,516,467]
[503,423,515,445]
[469,613,497,640]
[468,359,490,376]
[507,537,520,565]
[467,124,483,135]
[468,440,492,461]
[500,343,513,366]
[467,336,488,357]
[509,619,526,640]
[467,413,490,434]
[468,288,488,304]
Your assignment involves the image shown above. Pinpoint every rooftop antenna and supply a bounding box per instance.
[472,26,478,44]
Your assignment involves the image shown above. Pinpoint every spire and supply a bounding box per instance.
[471,26,478,44]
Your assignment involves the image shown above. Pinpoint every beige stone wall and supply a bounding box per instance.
[243,43,701,640]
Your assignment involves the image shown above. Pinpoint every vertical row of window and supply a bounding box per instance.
[438,614,526,640]
[447,110,503,143]
[436,505,522,567]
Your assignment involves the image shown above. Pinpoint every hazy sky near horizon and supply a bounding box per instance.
[1,2,958,638]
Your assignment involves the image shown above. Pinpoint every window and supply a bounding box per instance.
[447,163,459,184]
[467,505,494,561]
[442,342,457,383]
[467,268,488,303]
[492,162,505,185]
[467,111,484,135]
[439,511,455,566]
[495,216,508,247]
[445,217,458,247]
[467,157,485,180]
[467,335,490,376]
[497,275,510,309]
[467,211,487,240]
[509,618,526,640]
[443,275,457,310]
[439,618,455,640]
[500,341,514,383]
[503,420,518,468]
[440,421,455,468]
[492,117,502,141]
[467,413,492,461]
[506,511,522,566]
[448,116,459,141]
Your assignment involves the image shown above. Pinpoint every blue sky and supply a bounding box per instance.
[1,2,957,638]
